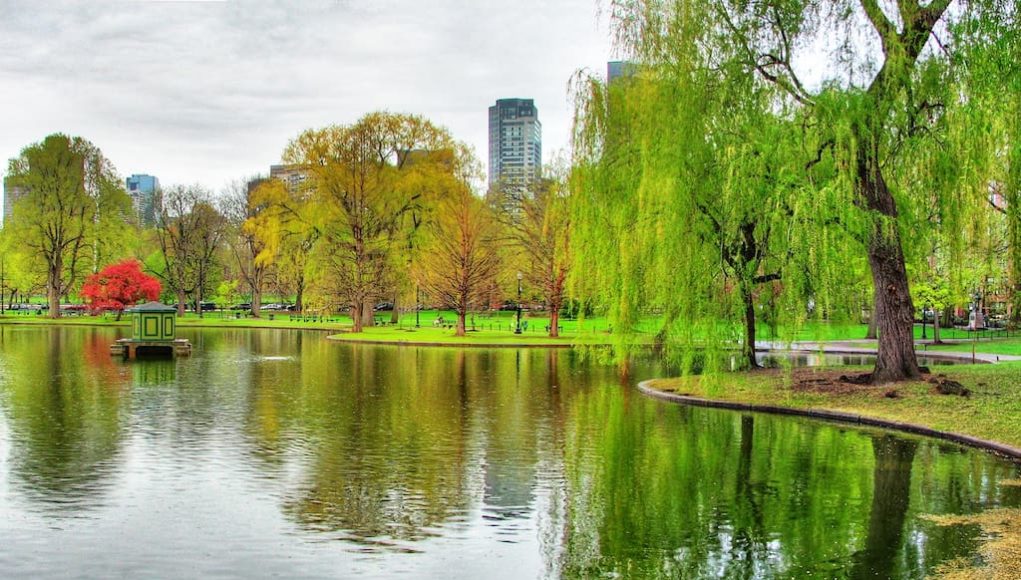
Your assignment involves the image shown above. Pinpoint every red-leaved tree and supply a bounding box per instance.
[81,259,162,320]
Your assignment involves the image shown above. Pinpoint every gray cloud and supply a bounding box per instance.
[0,0,613,192]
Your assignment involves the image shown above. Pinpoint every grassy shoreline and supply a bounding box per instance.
[0,313,618,345]
[324,327,608,347]
[643,362,1021,451]
[7,314,1021,354]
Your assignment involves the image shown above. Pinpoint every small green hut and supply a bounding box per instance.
[130,301,177,341]
[111,302,191,359]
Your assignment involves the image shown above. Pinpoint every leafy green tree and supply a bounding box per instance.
[282,112,459,331]
[573,39,831,370]
[246,175,319,313]
[222,177,273,318]
[153,184,226,315]
[417,152,501,336]
[212,280,240,311]
[0,229,45,307]
[495,163,573,338]
[580,0,1017,381]
[961,18,1021,326]
[912,280,951,343]
[5,134,131,317]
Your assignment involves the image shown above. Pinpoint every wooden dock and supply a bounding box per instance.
[110,338,192,359]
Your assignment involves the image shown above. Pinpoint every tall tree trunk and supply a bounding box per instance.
[176,290,187,316]
[455,311,466,337]
[360,301,374,328]
[933,309,941,344]
[251,287,262,319]
[350,305,362,332]
[740,282,760,370]
[47,274,61,318]
[294,275,304,313]
[867,232,920,382]
[390,293,399,324]
[858,143,919,383]
[549,308,560,338]
[47,254,62,318]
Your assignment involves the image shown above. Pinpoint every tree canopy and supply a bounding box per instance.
[280,112,470,331]
[5,134,131,317]
[572,0,1019,380]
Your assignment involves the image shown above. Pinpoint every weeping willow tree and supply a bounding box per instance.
[1010,92,1021,326]
[573,0,1017,381]
[957,11,1021,326]
[572,4,852,371]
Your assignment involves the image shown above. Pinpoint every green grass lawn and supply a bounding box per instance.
[925,336,1021,356]
[648,361,1021,449]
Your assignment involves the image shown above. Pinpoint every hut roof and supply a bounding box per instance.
[128,301,177,313]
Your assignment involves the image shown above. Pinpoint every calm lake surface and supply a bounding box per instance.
[0,326,1017,579]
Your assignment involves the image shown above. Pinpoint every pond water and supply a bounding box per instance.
[0,326,1017,579]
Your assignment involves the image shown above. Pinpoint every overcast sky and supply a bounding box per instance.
[0,0,615,195]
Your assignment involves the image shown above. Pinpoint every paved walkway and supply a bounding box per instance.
[754,339,1021,364]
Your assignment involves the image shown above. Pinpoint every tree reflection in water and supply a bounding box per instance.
[0,327,129,512]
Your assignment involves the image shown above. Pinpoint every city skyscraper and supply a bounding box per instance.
[126,174,159,226]
[270,164,308,193]
[488,98,542,193]
[2,175,27,227]
[247,164,309,197]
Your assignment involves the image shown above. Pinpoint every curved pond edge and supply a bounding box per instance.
[637,379,1021,463]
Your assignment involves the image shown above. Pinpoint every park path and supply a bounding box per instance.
[754,339,1021,364]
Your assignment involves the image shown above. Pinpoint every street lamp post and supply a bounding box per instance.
[515,271,523,334]
[415,285,421,328]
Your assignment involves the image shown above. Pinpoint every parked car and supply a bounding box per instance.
[374,302,394,311]
[231,303,252,311]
